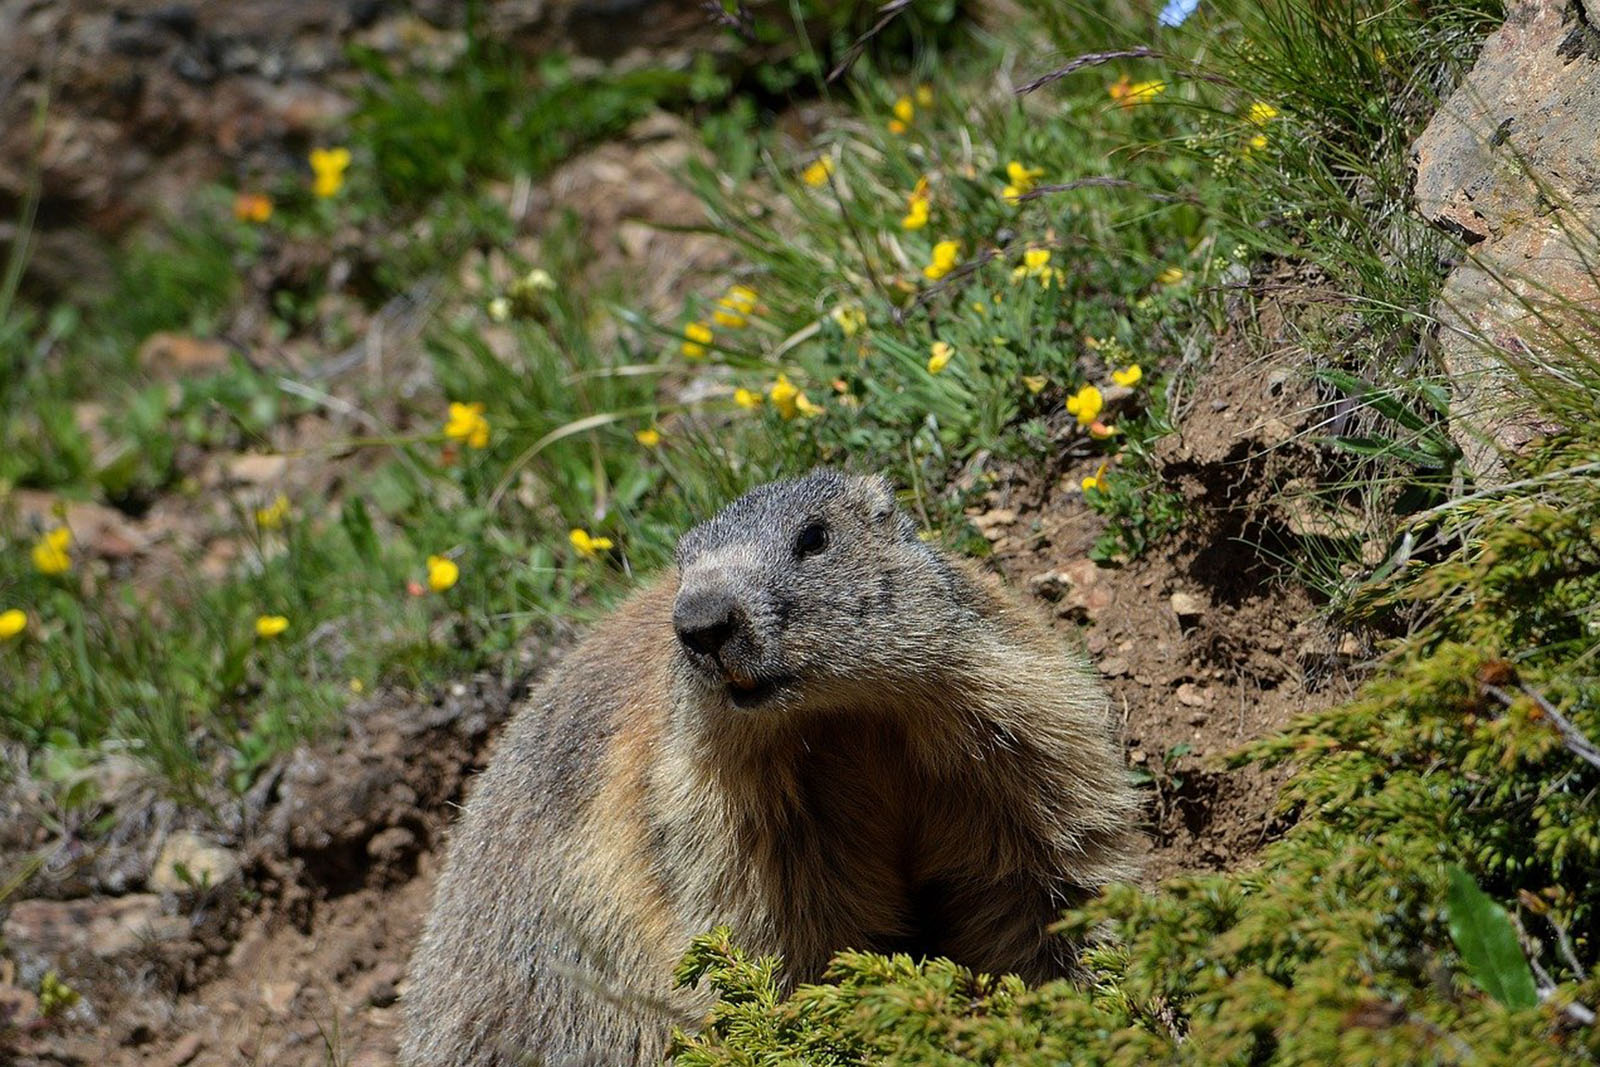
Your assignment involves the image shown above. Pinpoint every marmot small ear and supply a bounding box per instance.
[859,474,896,524]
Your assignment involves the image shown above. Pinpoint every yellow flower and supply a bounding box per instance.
[444,401,491,449]
[733,387,764,411]
[1066,384,1104,427]
[426,554,460,592]
[681,320,713,359]
[232,193,273,223]
[888,119,908,135]
[1012,248,1063,288]
[1247,133,1269,152]
[256,494,291,529]
[635,427,662,448]
[801,157,833,187]
[1247,101,1280,126]
[486,296,512,322]
[1109,77,1164,107]
[915,84,934,107]
[0,609,25,640]
[922,239,960,281]
[1081,463,1110,493]
[569,529,614,560]
[927,341,954,374]
[309,147,351,198]
[1089,421,1120,439]
[1022,375,1047,395]
[1012,247,1052,281]
[892,95,914,123]
[768,374,822,420]
[31,527,71,576]
[255,614,290,638]
[830,304,866,337]
[1156,266,1185,285]
[712,285,758,328]
[1112,364,1143,387]
[1002,161,1045,204]
[901,196,930,230]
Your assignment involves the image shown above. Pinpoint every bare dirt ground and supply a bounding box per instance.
[0,294,1366,1064]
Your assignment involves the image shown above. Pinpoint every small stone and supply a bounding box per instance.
[0,982,40,1031]
[1338,632,1364,658]
[1176,683,1211,708]
[969,508,1018,540]
[1267,367,1292,395]
[224,454,289,485]
[367,825,417,863]
[260,980,299,1016]
[167,1032,205,1066]
[359,961,404,1008]
[1099,657,1130,678]
[150,830,242,893]
[1026,570,1070,601]
[1169,591,1205,621]
[1084,632,1108,655]
[1187,709,1210,726]
[1129,749,1148,764]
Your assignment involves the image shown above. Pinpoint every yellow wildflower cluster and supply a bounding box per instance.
[256,494,291,530]
[0,609,26,640]
[1244,100,1279,152]
[769,374,823,419]
[1067,385,1104,427]
[1001,161,1045,205]
[1109,76,1164,107]
[426,554,460,592]
[830,304,866,337]
[1112,364,1143,387]
[801,156,833,187]
[309,147,351,198]
[681,320,713,359]
[635,427,662,448]
[569,529,613,560]
[1157,266,1186,286]
[255,614,290,638]
[445,402,491,449]
[712,285,759,329]
[922,239,960,282]
[887,95,915,135]
[901,177,932,230]
[1082,462,1110,493]
[1012,247,1066,289]
[927,341,954,374]
[32,527,71,576]
[733,387,763,411]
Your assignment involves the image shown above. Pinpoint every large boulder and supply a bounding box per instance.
[1410,0,1599,481]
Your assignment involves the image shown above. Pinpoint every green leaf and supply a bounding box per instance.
[1446,865,1539,1010]
[341,496,380,563]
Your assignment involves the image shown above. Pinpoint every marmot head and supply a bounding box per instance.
[670,468,958,714]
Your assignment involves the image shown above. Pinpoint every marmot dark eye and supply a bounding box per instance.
[795,521,828,557]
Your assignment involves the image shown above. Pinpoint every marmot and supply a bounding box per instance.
[402,469,1138,1066]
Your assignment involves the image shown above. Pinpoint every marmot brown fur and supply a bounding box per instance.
[402,469,1138,1065]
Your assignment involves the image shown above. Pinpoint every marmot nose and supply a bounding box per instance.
[673,591,739,658]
